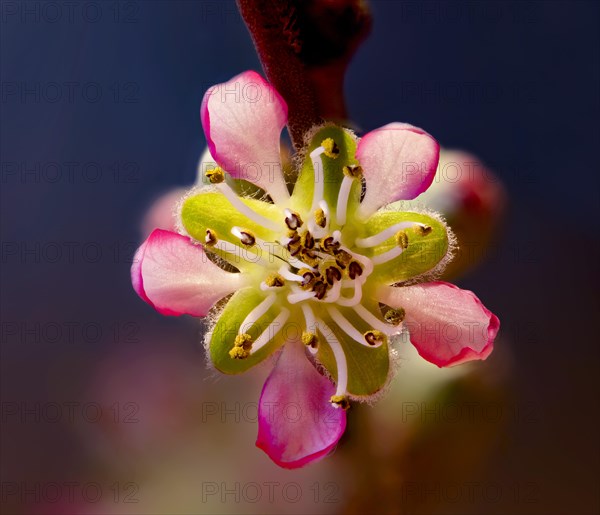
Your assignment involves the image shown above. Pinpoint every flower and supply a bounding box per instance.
[132,70,500,468]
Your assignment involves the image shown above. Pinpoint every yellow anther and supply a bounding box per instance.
[343,164,363,178]
[229,334,253,359]
[330,395,350,410]
[302,331,319,348]
[205,229,218,247]
[314,208,327,228]
[300,249,319,268]
[364,330,387,347]
[396,230,409,250]
[234,333,253,349]
[384,308,405,325]
[321,138,340,159]
[205,167,225,184]
[334,249,353,268]
[265,273,285,287]
[229,346,250,359]
[301,231,315,249]
[321,235,340,253]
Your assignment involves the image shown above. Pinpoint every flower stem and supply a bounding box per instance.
[236,0,372,150]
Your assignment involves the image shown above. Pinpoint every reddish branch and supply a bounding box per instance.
[236,0,372,150]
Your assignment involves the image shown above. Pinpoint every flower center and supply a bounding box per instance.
[206,136,429,409]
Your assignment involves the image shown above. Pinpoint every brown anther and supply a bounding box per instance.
[384,308,405,325]
[334,249,353,268]
[287,231,301,255]
[285,211,303,230]
[300,270,316,288]
[418,225,432,235]
[330,395,350,410]
[301,249,319,267]
[364,330,387,347]
[321,236,340,253]
[313,281,328,300]
[325,266,342,285]
[265,273,285,288]
[321,138,340,159]
[301,231,315,249]
[343,164,363,178]
[314,208,327,228]
[205,229,217,247]
[239,231,256,247]
[348,261,363,280]
[396,230,409,250]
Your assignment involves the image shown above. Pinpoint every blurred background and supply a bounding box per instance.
[1,1,598,514]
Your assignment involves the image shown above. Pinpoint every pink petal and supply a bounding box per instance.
[378,281,499,367]
[256,341,346,469]
[131,237,151,305]
[201,71,289,203]
[132,229,243,317]
[356,122,440,218]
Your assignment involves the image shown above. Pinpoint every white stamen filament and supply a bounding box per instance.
[371,246,405,265]
[353,304,398,335]
[301,304,319,354]
[354,221,425,248]
[322,279,342,303]
[335,176,354,226]
[278,266,305,282]
[319,200,330,228]
[287,289,316,304]
[335,281,363,307]
[328,306,381,348]
[286,253,315,271]
[301,303,317,334]
[317,319,348,397]
[217,182,280,232]
[238,293,277,335]
[310,147,326,212]
[250,308,290,354]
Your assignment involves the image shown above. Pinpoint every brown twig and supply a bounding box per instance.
[236,0,372,150]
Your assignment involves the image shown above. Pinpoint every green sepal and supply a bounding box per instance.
[290,126,361,223]
[315,298,391,397]
[181,190,280,271]
[209,288,288,374]
[360,210,450,285]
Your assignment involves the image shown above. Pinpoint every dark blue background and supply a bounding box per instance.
[2,1,599,513]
